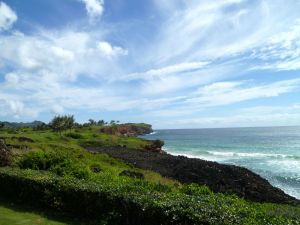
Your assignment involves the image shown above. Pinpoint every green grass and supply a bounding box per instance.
[0,201,66,225]
[0,126,178,187]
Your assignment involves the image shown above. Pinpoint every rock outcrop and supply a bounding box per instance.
[144,139,166,154]
[99,123,153,136]
[86,146,299,205]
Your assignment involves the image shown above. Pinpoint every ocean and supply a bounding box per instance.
[142,126,300,200]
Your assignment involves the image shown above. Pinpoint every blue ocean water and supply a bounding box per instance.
[142,126,300,199]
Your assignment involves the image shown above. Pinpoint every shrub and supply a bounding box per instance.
[0,168,299,225]
[153,139,164,148]
[17,150,90,179]
[180,183,212,196]
[64,132,83,139]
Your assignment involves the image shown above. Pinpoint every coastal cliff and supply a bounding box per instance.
[99,123,153,136]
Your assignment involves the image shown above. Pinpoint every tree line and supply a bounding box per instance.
[0,116,120,133]
[46,115,120,133]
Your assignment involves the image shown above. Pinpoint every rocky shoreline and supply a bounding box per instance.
[87,146,299,205]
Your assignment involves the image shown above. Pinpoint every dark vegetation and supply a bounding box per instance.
[1,168,300,225]
[0,140,12,167]
[0,115,299,224]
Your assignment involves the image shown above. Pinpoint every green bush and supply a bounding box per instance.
[17,150,90,179]
[0,168,299,225]
[180,183,212,196]
[64,132,83,139]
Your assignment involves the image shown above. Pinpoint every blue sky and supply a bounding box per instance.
[1,0,300,129]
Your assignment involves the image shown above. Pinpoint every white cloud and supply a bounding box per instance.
[149,0,300,69]
[122,61,209,81]
[4,73,19,85]
[0,28,130,118]
[51,46,74,62]
[50,105,64,115]
[169,105,300,129]
[136,63,240,96]
[0,30,127,79]
[186,79,300,107]
[0,98,38,119]
[80,0,104,21]
[195,81,244,95]
[97,41,128,57]
[141,78,300,127]
[250,19,300,71]
[151,0,266,63]
[0,1,17,31]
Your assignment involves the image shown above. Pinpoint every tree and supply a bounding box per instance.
[97,120,105,126]
[49,115,75,134]
[88,119,97,126]
[110,120,116,125]
[65,115,75,131]
[33,122,48,131]
[0,123,5,129]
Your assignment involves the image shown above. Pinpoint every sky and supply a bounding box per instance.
[1,0,300,129]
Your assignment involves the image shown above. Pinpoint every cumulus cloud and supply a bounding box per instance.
[97,41,128,57]
[80,0,104,21]
[0,30,127,79]
[0,98,38,119]
[0,1,17,31]
[0,28,129,118]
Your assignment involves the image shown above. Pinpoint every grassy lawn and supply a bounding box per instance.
[0,203,66,225]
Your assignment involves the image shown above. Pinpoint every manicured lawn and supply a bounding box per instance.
[0,205,66,225]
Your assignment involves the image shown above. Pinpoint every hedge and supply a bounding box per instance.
[0,168,299,225]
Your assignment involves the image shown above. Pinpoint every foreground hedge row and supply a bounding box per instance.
[0,167,299,225]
